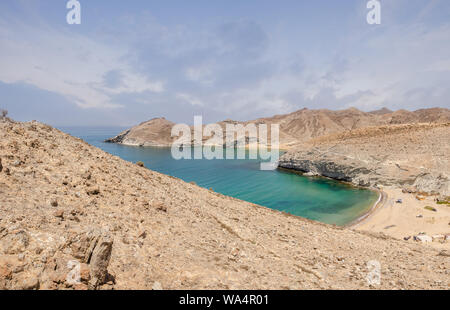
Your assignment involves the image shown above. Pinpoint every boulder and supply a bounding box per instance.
[88,233,113,289]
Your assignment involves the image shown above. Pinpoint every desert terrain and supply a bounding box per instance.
[0,118,449,290]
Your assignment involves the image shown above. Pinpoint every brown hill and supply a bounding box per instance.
[106,107,450,148]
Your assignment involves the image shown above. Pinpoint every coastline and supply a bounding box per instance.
[345,188,385,229]
[277,166,449,248]
[107,140,291,152]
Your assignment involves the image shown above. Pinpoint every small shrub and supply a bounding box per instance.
[136,161,145,168]
[424,206,437,212]
[1,109,7,118]
[436,200,449,205]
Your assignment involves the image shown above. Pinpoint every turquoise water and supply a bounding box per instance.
[60,127,378,226]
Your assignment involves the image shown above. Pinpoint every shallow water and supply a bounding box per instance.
[60,127,379,226]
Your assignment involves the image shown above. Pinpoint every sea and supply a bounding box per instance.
[59,127,379,226]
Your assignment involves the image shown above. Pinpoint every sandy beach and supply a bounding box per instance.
[353,187,450,249]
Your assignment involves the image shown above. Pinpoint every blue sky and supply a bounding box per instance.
[0,0,449,126]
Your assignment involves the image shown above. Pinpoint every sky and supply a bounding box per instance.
[0,0,449,126]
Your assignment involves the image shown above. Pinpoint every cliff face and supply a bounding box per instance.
[0,119,449,290]
[105,107,450,148]
[279,123,450,196]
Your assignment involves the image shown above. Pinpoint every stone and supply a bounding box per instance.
[53,210,64,219]
[20,275,40,290]
[438,250,450,257]
[82,171,92,180]
[87,188,100,196]
[0,230,30,254]
[155,203,167,213]
[89,233,113,289]
[80,263,91,283]
[138,231,147,239]
[70,229,102,263]
[0,265,12,280]
[50,198,58,207]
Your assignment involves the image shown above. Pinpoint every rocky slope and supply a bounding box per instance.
[105,117,177,147]
[279,123,450,196]
[0,118,449,290]
[106,107,450,148]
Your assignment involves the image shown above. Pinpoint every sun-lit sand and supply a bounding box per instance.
[354,187,450,249]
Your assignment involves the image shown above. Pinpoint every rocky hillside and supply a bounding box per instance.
[279,123,450,196]
[105,117,176,147]
[106,107,450,148]
[0,118,449,290]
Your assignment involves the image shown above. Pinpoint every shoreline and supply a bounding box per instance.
[277,167,449,248]
[106,141,291,152]
[277,166,386,228]
[346,188,385,229]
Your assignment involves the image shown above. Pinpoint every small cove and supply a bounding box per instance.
[62,127,379,226]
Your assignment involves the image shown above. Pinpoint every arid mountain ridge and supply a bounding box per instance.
[106,107,450,148]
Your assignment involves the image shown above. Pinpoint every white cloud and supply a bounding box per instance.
[0,18,164,110]
[176,93,204,106]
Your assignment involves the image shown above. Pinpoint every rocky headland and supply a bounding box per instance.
[279,122,450,197]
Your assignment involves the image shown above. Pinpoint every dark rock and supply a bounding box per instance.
[89,234,113,289]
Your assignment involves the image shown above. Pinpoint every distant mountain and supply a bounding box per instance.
[106,107,450,148]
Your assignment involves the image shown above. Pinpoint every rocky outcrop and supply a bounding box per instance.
[89,234,113,289]
[279,123,450,196]
[0,227,114,290]
[104,129,130,144]
[0,120,449,290]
